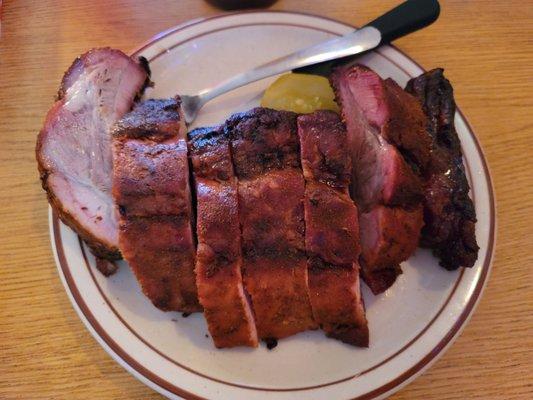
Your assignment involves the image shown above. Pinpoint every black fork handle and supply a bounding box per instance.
[294,0,440,76]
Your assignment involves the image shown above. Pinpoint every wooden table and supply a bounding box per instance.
[1,1,531,399]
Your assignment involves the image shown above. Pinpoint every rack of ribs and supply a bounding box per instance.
[189,126,258,348]
[297,110,369,346]
[112,98,200,312]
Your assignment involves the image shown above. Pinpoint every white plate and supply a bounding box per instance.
[49,11,495,400]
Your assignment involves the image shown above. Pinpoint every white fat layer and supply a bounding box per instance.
[64,70,98,112]
[42,51,145,246]
[64,63,121,130]
[58,58,135,195]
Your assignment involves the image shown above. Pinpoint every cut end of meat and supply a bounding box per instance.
[329,64,424,210]
[36,48,150,260]
[405,68,479,270]
[113,98,200,312]
[330,65,430,168]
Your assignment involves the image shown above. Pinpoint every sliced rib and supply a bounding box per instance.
[298,110,369,347]
[36,48,149,260]
[112,98,200,312]
[330,64,428,293]
[188,126,258,348]
[329,65,426,210]
[405,68,479,270]
[226,108,317,340]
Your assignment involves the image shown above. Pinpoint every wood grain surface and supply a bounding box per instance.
[1,0,532,399]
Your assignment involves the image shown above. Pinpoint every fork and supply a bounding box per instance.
[181,0,440,124]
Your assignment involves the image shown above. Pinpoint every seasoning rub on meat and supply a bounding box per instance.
[298,110,369,346]
[189,126,258,348]
[226,108,317,340]
[112,98,200,312]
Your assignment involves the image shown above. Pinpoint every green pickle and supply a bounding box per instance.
[261,73,339,114]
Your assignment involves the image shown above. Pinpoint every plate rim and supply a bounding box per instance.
[48,10,496,400]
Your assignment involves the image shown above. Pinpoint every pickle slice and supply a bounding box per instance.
[261,73,339,114]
